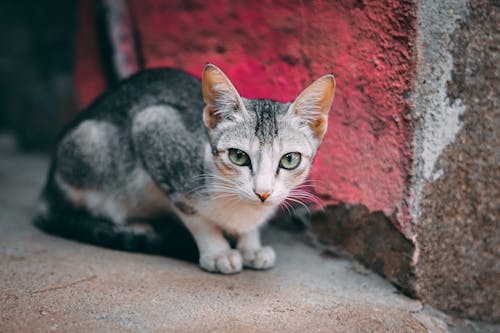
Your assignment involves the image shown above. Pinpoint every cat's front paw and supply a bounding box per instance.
[240,246,276,270]
[199,249,243,274]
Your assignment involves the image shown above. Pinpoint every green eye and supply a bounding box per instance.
[279,152,302,170]
[228,148,251,167]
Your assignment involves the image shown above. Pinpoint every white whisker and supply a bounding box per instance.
[279,199,295,216]
[284,197,311,216]
[289,192,324,209]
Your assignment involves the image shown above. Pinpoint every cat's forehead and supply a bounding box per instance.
[242,98,290,144]
[243,98,289,114]
[212,98,315,154]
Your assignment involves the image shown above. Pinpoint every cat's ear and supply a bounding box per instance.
[290,74,335,140]
[202,64,245,129]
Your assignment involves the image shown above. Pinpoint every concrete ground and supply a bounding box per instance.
[0,144,493,332]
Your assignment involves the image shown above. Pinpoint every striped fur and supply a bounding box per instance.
[35,64,335,274]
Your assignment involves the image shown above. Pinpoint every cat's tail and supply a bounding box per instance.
[34,186,198,261]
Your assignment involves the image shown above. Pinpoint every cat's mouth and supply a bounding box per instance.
[243,196,277,207]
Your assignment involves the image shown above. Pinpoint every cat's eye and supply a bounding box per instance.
[228,148,251,167]
[279,152,302,170]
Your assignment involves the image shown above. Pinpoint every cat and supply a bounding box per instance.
[35,64,335,274]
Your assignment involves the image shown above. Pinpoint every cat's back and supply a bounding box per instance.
[52,68,206,190]
[78,68,204,127]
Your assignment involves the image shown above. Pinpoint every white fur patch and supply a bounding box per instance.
[70,120,117,161]
[198,196,276,234]
[132,105,177,135]
[56,167,174,223]
[55,174,127,225]
[124,168,173,217]
[253,149,277,196]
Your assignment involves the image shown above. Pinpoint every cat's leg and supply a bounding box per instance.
[237,228,276,270]
[180,214,242,274]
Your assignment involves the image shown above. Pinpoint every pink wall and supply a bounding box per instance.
[75,0,416,236]
[74,0,107,108]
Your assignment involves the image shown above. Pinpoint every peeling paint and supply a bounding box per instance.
[419,82,465,182]
[414,0,500,321]
[411,0,468,219]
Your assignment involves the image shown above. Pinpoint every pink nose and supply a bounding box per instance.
[254,191,271,202]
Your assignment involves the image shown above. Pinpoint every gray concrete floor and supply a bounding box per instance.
[0,145,489,332]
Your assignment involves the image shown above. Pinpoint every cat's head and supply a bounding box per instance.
[201,64,335,207]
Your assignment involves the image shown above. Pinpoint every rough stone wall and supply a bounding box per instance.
[306,204,415,290]
[411,0,499,322]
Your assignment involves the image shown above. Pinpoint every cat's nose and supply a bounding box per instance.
[254,190,271,202]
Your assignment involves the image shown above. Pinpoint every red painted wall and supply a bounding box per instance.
[74,0,107,108]
[75,0,416,236]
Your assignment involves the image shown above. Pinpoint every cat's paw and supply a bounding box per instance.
[199,249,243,274]
[240,246,276,270]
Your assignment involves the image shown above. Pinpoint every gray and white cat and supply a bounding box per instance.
[35,64,335,274]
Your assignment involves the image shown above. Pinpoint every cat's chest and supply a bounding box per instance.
[196,197,276,234]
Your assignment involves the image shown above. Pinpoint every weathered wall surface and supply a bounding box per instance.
[411,0,499,322]
[306,204,416,290]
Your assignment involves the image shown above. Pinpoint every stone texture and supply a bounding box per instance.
[412,0,500,322]
[304,0,499,323]
[306,205,415,293]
